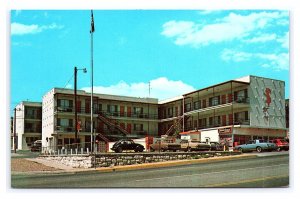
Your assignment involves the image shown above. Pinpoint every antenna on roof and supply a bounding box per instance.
[148,81,151,97]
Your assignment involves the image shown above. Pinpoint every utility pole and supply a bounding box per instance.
[13,108,17,153]
[74,66,86,148]
[74,67,78,145]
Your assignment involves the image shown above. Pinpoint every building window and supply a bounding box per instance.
[57,118,72,127]
[133,124,143,131]
[234,111,249,124]
[185,103,191,112]
[25,123,33,132]
[209,96,220,106]
[206,116,221,127]
[193,101,201,110]
[58,99,73,108]
[167,107,173,117]
[234,89,248,102]
[107,105,118,114]
[25,108,35,118]
[133,107,143,114]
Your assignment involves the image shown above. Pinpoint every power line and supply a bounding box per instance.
[63,73,75,89]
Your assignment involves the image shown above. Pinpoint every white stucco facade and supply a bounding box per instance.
[14,101,42,150]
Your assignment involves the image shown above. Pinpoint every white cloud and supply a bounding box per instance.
[221,49,253,62]
[11,22,64,35]
[221,49,289,70]
[244,33,277,43]
[277,32,289,49]
[162,11,288,48]
[198,10,220,15]
[81,77,196,100]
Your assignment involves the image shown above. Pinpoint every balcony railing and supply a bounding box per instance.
[161,97,250,119]
[25,114,42,120]
[55,106,158,120]
[24,128,42,133]
[234,97,250,104]
[183,119,250,131]
[55,126,96,133]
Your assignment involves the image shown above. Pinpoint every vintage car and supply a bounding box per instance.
[270,139,289,151]
[30,140,42,152]
[234,139,278,153]
[150,139,181,152]
[180,140,211,151]
[111,139,144,153]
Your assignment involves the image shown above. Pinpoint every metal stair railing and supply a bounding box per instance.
[97,112,130,135]
[165,115,191,136]
[97,132,110,142]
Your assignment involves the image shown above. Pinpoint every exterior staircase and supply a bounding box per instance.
[97,112,130,137]
[165,115,191,136]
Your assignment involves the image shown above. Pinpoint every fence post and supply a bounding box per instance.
[81,148,83,155]
[75,148,78,155]
[71,149,73,155]
[87,148,89,154]
[58,149,60,156]
[65,148,67,155]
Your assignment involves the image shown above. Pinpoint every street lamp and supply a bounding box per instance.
[74,67,87,146]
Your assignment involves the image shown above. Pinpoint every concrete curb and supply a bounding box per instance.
[93,154,257,173]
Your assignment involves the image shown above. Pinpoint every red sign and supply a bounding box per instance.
[265,88,271,107]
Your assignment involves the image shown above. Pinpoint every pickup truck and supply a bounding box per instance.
[150,140,181,152]
[180,140,211,151]
[234,139,278,153]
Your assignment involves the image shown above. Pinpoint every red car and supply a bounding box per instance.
[271,139,289,151]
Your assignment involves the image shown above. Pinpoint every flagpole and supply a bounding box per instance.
[90,10,94,153]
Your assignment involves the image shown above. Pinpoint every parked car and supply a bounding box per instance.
[111,139,144,153]
[270,139,289,151]
[209,142,223,151]
[150,139,181,152]
[234,139,278,153]
[180,140,211,151]
[30,140,42,152]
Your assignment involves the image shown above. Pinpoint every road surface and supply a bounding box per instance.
[11,154,289,188]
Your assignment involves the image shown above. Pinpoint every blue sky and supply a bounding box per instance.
[11,10,289,112]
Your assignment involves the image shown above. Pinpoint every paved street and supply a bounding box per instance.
[11,153,289,188]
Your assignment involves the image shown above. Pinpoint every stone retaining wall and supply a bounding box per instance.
[39,155,92,168]
[40,151,241,169]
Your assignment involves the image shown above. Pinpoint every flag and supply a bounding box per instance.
[91,10,95,33]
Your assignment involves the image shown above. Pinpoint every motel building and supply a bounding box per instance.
[159,75,287,147]
[13,75,287,151]
[42,88,159,151]
[14,101,42,150]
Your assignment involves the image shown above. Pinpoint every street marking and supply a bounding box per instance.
[134,163,288,182]
[203,175,289,187]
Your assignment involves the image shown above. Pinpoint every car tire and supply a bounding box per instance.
[150,147,155,152]
[256,147,262,153]
[135,146,143,153]
[117,147,122,153]
[238,148,243,153]
[187,147,192,152]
